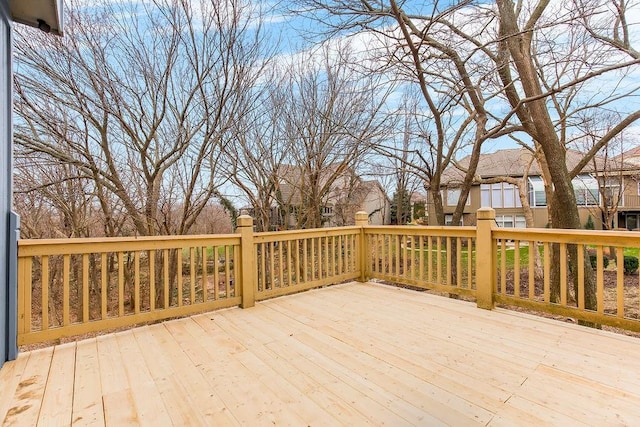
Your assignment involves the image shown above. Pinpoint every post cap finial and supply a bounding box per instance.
[237,215,254,227]
[355,211,369,225]
[477,207,496,220]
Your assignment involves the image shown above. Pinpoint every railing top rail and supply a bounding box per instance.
[364,225,476,237]
[254,226,360,243]
[493,227,640,246]
[18,233,241,257]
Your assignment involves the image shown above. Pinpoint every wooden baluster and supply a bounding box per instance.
[597,246,604,314]
[190,247,196,304]
[101,253,108,319]
[134,251,140,313]
[514,241,520,298]
[63,254,70,326]
[560,243,567,306]
[150,250,156,311]
[42,256,49,330]
[83,253,90,322]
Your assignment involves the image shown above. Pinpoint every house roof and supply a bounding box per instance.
[440,148,638,186]
[276,164,389,206]
[441,148,542,185]
[11,0,63,36]
[614,145,640,165]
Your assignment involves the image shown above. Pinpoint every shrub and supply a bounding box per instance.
[624,256,639,275]
[584,216,595,230]
[589,254,609,269]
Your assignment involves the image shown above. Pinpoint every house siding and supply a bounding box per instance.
[430,186,608,229]
[0,0,15,368]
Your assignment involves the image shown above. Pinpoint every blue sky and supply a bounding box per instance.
[258,0,640,151]
[30,0,640,184]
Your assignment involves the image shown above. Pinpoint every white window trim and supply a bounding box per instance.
[495,214,527,228]
[445,214,464,226]
[483,182,521,208]
[572,174,599,206]
[528,176,546,207]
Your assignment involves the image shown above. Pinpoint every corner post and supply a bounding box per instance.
[355,211,368,282]
[476,208,495,309]
[237,215,255,308]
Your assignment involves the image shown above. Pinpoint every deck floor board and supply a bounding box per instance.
[2,281,640,426]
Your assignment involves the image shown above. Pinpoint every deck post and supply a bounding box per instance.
[476,208,496,310]
[237,215,255,308]
[355,211,368,282]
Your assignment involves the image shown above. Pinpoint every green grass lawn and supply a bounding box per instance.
[373,235,640,277]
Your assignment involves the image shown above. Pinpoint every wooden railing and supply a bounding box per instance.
[490,226,640,331]
[16,217,364,345]
[253,227,361,301]
[16,209,640,345]
[17,235,241,345]
[363,226,477,297]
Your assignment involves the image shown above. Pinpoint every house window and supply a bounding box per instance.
[495,214,527,228]
[446,188,470,206]
[492,186,503,208]
[481,184,491,207]
[321,206,333,216]
[504,185,515,207]
[445,214,463,226]
[602,179,621,207]
[482,182,521,208]
[573,174,599,206]
[498,214,513,227]
[528,176,546,207]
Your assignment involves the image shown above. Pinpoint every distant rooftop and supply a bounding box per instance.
[440,147,639,185]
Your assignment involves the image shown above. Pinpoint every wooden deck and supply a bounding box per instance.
[2,282,640,426]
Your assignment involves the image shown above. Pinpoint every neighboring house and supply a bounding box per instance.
[611,146,640,229]
[329,179,391,227]
[616,145,640,166]
[430,148,640,229]
[274,164,391,229]
[1,0,62,368]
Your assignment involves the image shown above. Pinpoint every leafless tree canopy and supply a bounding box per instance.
[14,0,270,237]
[293,0,639,227]
[13,0,640,242]
[223,42,396,230]
[291,0,639,312]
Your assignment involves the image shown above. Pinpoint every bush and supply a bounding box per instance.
[624,256,639,275]
[589,254,609,269]
[584,216,595,230]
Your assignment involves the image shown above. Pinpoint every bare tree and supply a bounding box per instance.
[576,0,640,59]
[14,0,269,238]
[14,158,104,239]
[221,67,290,232]
[573,113,634,230]
[295,0,640,312]
[296,2,528,226]
[272,42,394,229]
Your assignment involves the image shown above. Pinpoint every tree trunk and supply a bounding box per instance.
[497,0,597,314]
